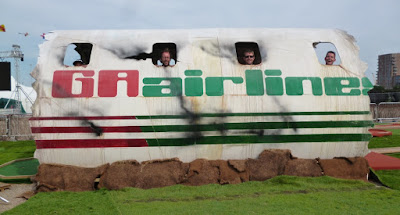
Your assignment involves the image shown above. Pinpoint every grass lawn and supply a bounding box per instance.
[4,176,400,215]
[2,140,400,214]
[376,151,400,190]
[375,170,400,191]
[385,152,400,159]
[0,140,36,164]
[0,140,37,183]
[368,129,400,149]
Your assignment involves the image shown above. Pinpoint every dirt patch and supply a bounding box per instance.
[319,157,369,181]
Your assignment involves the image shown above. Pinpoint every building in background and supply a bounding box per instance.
[377,53,400,89]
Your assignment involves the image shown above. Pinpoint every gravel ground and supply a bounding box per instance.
[0,183,35,214]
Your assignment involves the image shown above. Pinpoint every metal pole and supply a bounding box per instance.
[0,196,9,203]
[13,45,22,113]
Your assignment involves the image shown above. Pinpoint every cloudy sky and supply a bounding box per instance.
[1,0,399,86]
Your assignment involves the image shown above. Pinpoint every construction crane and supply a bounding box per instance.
[0,45,33,113]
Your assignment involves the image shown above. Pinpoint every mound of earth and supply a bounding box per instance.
[33,149,370,192]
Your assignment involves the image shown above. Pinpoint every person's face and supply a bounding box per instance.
[161,52,171,66]
[243,51,255,65]
[325,53,336,65]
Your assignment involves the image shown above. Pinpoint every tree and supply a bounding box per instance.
[392,84,400,92]
[368,85,385,93]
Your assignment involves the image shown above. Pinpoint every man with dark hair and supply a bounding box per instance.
[242,49,255,65]
[325,51,336,65]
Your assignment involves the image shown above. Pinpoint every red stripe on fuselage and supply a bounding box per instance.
[35,139,148,149]
[31,126,143,133]
[30,116,138,120]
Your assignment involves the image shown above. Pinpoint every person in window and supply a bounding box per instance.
[72,60,87,68]
[73,60,84,66]
[157,48,176,67]
[325,51,336,65]
[242,49,255,65]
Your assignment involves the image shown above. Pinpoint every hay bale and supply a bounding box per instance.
[100,158,187,189]
[98,160,141,190]
[228,160,247,172]
[210,160,248,184]
[135,158,187,189]
[284,159,322,177]
[34,164,64,192]
[34,163,109,192]
[182,159,219,186]
[247,149,291,181]
[33,150,372,192]
[318,157,369,181]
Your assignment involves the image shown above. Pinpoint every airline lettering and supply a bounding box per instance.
[52,69,373,98]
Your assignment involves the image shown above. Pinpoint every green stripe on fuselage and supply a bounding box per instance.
[139,121,373,132]
[145,133,371,146]
[135,111,370,119]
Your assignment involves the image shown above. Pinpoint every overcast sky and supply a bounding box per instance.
[1,0,399,86]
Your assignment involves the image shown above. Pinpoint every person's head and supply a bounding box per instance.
[160,49,171,66]
[243,49,255,65]
[73,60,83,66]
[325,51,336,65]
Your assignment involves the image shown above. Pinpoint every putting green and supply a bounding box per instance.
[0,159,39,177]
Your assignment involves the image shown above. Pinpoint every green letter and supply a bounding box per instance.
[361,77,373,95]
[265,70,283,95]
[324,77,361,96]
[185,70,203,96]
[245,70,264,95]
[205,77,244,96]
[143,78,182,97]
[285,77,323,96]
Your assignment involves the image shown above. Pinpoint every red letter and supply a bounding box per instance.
[52,70,95,98]
[98,70,139,97]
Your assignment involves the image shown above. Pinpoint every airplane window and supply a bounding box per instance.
[313,42,341,66]
[152,43,177,67]
[63,43,93,67]
[235,42,261,65]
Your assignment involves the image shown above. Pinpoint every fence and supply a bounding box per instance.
[368,92,400,103]
[0,114,33,141]
[370,102,400,122]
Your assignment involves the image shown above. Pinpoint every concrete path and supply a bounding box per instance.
[370,147,400,154]
[374,124,400,129]
[0,183,35,214]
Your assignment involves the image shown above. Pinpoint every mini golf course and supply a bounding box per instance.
[0,158,39,180]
